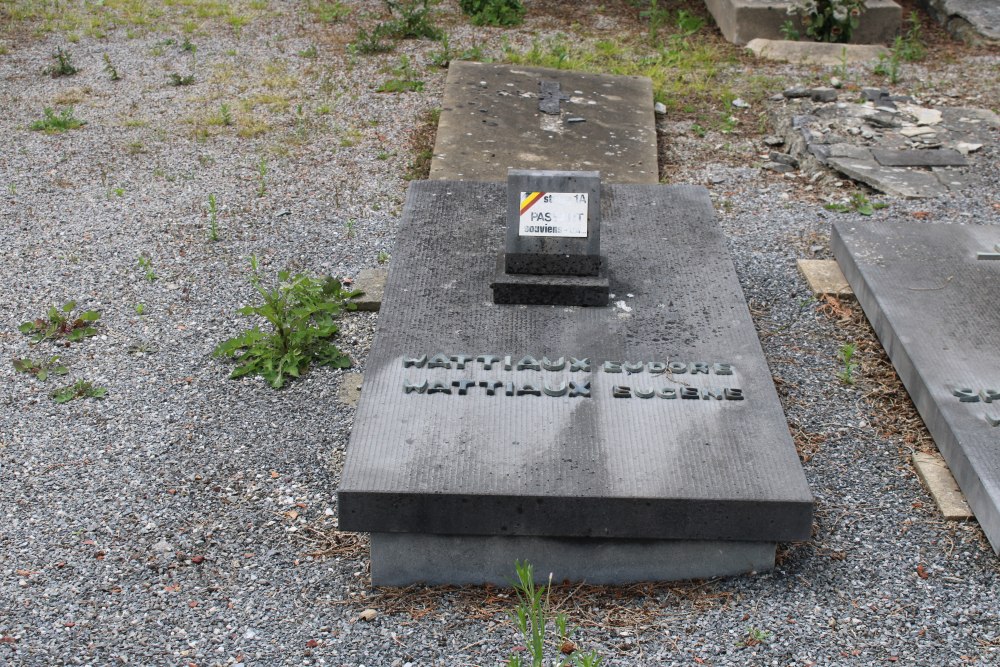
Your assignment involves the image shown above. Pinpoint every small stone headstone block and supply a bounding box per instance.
[505,169,601,276]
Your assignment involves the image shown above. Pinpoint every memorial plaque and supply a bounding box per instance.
[504,169,601,276]
[832,221,1000,554]
[339,181,814,584]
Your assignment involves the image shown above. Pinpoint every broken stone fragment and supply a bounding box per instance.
[809,87,838,102]
[763,161,795,174]
[763,135,784,147]
[769,151,799,167]
[783,87,811,99]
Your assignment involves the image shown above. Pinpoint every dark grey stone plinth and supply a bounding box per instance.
[832,221,1000,554]
[338,181,813,584]
[504,170,601,276]
[492,254,609,306]
[370,533,776,586]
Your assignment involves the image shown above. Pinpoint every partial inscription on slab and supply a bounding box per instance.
[430,61,657,183]
[833,221,1000,553]
[339,182,813,555]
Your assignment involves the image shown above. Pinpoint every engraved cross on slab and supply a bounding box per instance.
[538,80,570,115]
[976,243,1000,260]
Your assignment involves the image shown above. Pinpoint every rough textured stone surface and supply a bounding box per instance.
[707,0,901,44]
[746,39,891,64]
[913,452,975,521]
[353,267,387,312]
[796,259,854,298]
[492,254,609,306]
[918,0,1000,43]
[872,148,968,167]
[370,533,776,585]
[431,61,657,183]
[339,181,813,576]
[833,221,1000,554]
[826,156,949,198]
[337,371,365,408]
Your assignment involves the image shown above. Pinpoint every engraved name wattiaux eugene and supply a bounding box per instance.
[952,386,1000,427]
[400,354,745,400]
[518,192,588,237]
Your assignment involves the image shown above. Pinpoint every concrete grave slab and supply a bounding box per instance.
[747,39,891,65]
[833,221,1000,554]
[826,157,949,198]
[913,451,974,521]
[706,0,901,45]
[797,259,854,298]
[430,62,658,184]
[338,180,814,584]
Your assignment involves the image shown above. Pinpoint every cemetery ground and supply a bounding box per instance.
[0,0,998,665]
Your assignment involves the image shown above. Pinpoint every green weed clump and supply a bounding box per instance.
[30,107,86,133]
[507,561,603,667]
[51,379,106,403]
[12,356,68,381]
[213,256,361,389]
[45,47,78,77]
[460,0,525,27]
[19,301,100,343]
[352,0,442,54]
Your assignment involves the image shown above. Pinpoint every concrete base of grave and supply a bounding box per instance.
[704,0,902,45]
[370,533,776,586]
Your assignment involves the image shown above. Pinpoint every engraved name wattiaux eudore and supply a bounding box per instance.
[400,354,745,400]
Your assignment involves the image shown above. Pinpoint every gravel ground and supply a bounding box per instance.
[1,2,999,666]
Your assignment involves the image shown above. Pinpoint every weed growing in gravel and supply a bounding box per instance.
[459,0,525,27]
[836,342,859,384]
[168,72,196,86]
[13,356,68,381]
[825,192,886,216]
[352,0,442,53]
[135,303,146,315]
[137,255,157,281]
[30,107,85,133]
[430,33,484,68]
[213,256,361,389]
[306,0,349,23]
[298,44,318,58]
[377,55,424,93]
[102,53,121,81]
[181,36,197,53]
[737,626,772,647]
[405,108,439,180]
[45,47,78,77]
[345,219,357,239]
[257,157,267,196]
[8,183,16,195]
[207,194,220,241]
[507,561,603,667]
[874,13,925,84]
[377,250,390,264]
[19,302,101,344]
[50,379,106,403]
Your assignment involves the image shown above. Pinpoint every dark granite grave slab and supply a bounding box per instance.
[832,221,1000,554]
[872,148,968,167]
[491,254,609,306]
[339,181,812,573]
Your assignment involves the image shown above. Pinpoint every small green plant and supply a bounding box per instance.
[352,26,395,54]
[307,0,349,23]
[168,72,196,86]
[135,303,146,315]
[7,183,15,195]
[12,356,68,381]
[219,103,233,126]
[102,53,121,81]
[50,379,106,403]
[824,192,886,216]
[377,250,390,264]
[137,255,157,281]
[873,52,900,84]
[896,12,925,62]
[298,44,318,58]
[377,55,424,93]
[45,47,78,77]
[429,33,484,68]
[738,626,773,647]
[383,0,443,40]
[638,0,672,43]
[786,0,866,43]
[780,20,801,40]
[836,342,859,384]
[213,256,361,389]
[345,219,357,239]
[675,9,706,35]
[506,561,603,667]
[207,193,220,241]
[181,36,197,53]
[459,0,525,27]
[19,302,101,344]
[30,107,86,133]
[257,157,267,197]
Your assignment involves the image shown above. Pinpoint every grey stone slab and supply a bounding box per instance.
[912,452,974,521]
[832,221,1000,554]
[747,39,891,64]
[919,0,1000,42]
[353,267,386,312]
[492,254,609,306]
[826,157,949,198]
[430,62,658,184]
[872,148,968,167]
[707,0,901,45]
[504,170,601,276]
[370,533,776,586]
[338,181,813,548]
[827,144,873,160]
